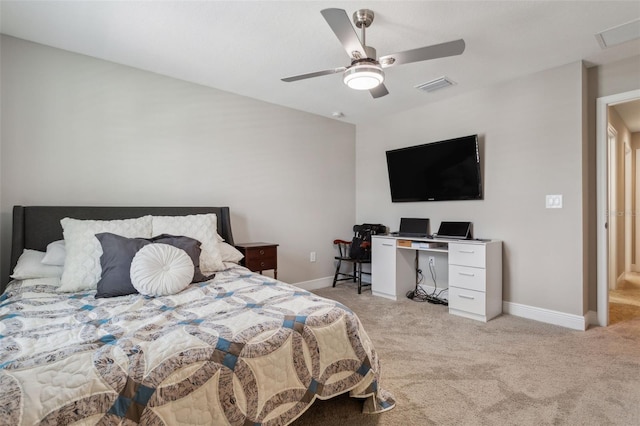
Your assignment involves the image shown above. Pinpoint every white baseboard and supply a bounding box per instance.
[293,276,334,291]
[291,280,592,331]
[503,301,587,331]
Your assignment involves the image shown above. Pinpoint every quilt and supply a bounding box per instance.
[0,266,395,425]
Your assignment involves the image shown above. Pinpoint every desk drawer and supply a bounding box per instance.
[449,286,486,316]
[449,265,486,292]
[449,243,486,268]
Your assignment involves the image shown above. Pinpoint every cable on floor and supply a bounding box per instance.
[406,255,448,305]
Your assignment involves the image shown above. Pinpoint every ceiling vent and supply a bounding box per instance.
[415,76,456,93]
[595,18,640,48]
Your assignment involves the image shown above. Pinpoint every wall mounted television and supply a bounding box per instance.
[385,134,482,202]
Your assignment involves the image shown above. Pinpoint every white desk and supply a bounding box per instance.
[371,235,503,322]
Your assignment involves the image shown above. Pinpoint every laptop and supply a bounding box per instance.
[395,218,430,238]
[434,221,472,240]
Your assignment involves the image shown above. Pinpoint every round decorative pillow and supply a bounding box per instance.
[130,243,194,297]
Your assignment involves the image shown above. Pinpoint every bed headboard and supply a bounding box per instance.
[9,206,234,284]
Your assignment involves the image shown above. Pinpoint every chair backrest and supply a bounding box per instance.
[349,223,386,260]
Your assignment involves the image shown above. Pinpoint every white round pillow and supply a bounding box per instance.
[130,243,194,297]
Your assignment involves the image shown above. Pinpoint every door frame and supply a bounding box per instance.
[624,139,632,276]
[596,89,640,327]
[607,125,618,291]
[636,149,640,272]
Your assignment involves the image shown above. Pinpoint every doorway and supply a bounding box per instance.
[597,89,640,326]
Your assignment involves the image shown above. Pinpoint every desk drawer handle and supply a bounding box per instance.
[458,272,475,277]
[459,250,475,254]
[382,243,394,247]
[259,249,265,255]
[458,294,475,300]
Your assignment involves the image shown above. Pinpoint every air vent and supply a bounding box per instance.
[595,18,640,48]
[415,76,456,93]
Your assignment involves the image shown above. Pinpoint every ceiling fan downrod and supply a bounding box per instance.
[353,9,374,52]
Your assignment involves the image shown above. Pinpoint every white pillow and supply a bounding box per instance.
[11,249,64,280]
[152,214,225,274]
[58,216,153,293]
[17,277,61,288]
[130,244,193,296]
[219,242,244,263]
[41,240,66,266]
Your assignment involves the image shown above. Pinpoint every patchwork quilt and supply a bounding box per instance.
[0,266,394,425]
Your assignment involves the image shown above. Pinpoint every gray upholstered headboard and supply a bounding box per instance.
[8,206,234,286]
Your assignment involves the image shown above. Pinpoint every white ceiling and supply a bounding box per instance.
[1,1,639,124]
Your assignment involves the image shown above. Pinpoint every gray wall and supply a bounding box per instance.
[356,62,587,316]
[590,56,640,99]
[2,34,639,321]
[356,55,640,317]
[0,36,356,286]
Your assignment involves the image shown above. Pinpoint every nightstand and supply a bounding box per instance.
[235,242,279,279]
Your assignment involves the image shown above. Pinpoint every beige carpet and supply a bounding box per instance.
[610,273,640,325]
[291,283,640,425]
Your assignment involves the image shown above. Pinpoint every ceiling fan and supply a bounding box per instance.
[281,8,466,99]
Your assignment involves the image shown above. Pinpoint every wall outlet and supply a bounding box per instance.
[428,256,435,266]
[310,251,317,262]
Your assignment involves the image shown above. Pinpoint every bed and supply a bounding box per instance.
[0,206,395,425]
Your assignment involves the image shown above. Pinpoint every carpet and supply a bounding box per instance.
[609,302,640,325]
[291,283,640,425]
[610,275,640,325]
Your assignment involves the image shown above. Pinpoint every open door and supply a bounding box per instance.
[597,90,640,326]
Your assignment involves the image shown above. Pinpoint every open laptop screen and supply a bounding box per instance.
[398,218,430,237]
[436,221,471,239]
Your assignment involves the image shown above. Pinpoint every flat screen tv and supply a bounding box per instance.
[385,135,482,202]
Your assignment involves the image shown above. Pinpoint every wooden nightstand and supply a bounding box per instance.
[235,242,279,279]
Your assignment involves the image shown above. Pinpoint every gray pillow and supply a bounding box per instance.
[95,233,212,298]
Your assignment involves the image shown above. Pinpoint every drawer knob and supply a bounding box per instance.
[259,249,265,255]
[260,261,265,267]
[459,294,475,300]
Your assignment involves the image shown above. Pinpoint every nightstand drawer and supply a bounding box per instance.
[235,243,279,278]
[448,265,486,292]
[245,254,277,271]
[244,245,277,260]
[448,243,486,268]
[449,286,486,316]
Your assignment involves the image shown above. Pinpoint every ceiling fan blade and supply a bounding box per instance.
[370,84,389,99]
[281,67,347,83]
[321,8,367,59]
[379,39,466,68]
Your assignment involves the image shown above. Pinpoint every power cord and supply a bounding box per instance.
[406,256,448,305]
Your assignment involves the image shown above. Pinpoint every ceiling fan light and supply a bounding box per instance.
[343,64,384,90]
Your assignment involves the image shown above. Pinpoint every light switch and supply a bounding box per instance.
[546,194,563,209]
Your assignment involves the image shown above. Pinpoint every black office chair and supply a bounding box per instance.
[333,224,385,294]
